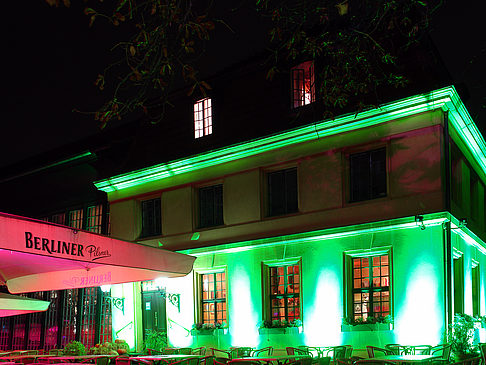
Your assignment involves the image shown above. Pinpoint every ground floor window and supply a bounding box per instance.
[199,271,227,326]
[346,250,391,322]
[263,260,302,325]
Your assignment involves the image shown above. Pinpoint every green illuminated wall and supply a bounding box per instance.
[160,217,449,350]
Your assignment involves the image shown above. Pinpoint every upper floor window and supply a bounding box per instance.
[200,272,227,326]
[198,184,223,228]
[140,198,161,238]
[41,203,108,234]
[349,147,387,202]
[291,61,315,108]
[350,253,390,322]
[194,97,212,139]
[264,262,301,324]
[267,167,298,217]
[68,209,84,230]
[86,204,103,234]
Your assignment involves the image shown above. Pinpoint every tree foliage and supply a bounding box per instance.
[45,0,441,127]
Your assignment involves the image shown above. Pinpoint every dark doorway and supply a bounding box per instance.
[141,290,167,340]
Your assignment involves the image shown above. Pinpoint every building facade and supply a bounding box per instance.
[94,86,486,351]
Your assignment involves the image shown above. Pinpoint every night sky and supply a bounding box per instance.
[1,1,485,169]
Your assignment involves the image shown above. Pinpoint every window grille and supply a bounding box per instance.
[141,198,161,237]
[352,254,390,321]
[349,148,387,202]
[267,167,298,217]
[11,313,27,349]
[194,97,213,138]
[201,272,226,325]
[86,204,103,233]
[60,289,79,347]
[291,61,315,108]
[51,213,66,225]
[99,291,113,343]
[79,288,98,349]
[43,291,60,350]
[198,184,223,228]
[0,317,11,351]
[269,264,301,323]
[68,209,84,230]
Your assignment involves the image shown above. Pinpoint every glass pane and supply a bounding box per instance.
[354,269,361,278]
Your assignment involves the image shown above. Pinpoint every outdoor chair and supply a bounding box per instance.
[409,345,432,355]
[170,358,200,365]
[227,361,262,365]
[192,347,206,356]
[229,348,253,358]
[251,347,273,357]
[291,358,313,365]
[354,359,397,365]
[287,348,312,356]
[47,350,63,356]
[324,346,347,362]
[163,348,179,355]
[177,348,193,355]
[448,357,481,365]
[478,343,485,365]
[384,344,410,355]
[199,356,216,365]
[366,346,393,358]
[147,349,164,355]
[430,344,452,364]
[210,348,232,363]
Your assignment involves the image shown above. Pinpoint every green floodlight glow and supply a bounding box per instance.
[395,259,442,345]
[304,268,342,346]
[94,86,486,193]
[229,264,259,347]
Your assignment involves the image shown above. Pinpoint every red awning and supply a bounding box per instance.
[0,212,195,293]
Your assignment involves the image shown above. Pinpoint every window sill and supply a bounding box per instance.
[191,328,228,336]
[341,323,393,332]
[259,326,302,335]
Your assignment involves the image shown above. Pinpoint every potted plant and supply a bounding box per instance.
[191,322,228,336]
[143,329,167,353]
[63,340,87,355]
[258,319,302,334]
[341,315,393,331]
[447,313,481,360]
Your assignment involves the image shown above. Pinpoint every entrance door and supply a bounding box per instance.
[141,291,167,339]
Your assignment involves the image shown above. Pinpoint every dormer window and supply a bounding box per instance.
[194,97,212,138]
[291,61,315,108]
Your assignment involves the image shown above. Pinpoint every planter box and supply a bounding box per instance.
[259,326,302,335]
[191,328,228,336]
[341,323,393,332]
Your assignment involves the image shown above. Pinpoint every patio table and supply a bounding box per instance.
[41,355,118,364]
[232,355,312,364]
[125,354,202,365]
[0,354,58,362]
[371,355,440,364]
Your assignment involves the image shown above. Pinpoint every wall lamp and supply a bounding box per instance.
[415,215,426,230]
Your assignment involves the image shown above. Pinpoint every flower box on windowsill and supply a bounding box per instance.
[191,328,228,336]
[259,326,302,335]
[341,323,393,332]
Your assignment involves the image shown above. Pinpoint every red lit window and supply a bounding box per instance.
[194,97,212,138]
[291,61,315,108]
[201,272,226,325]
[269,264,301,323]
[352,254,390,321]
